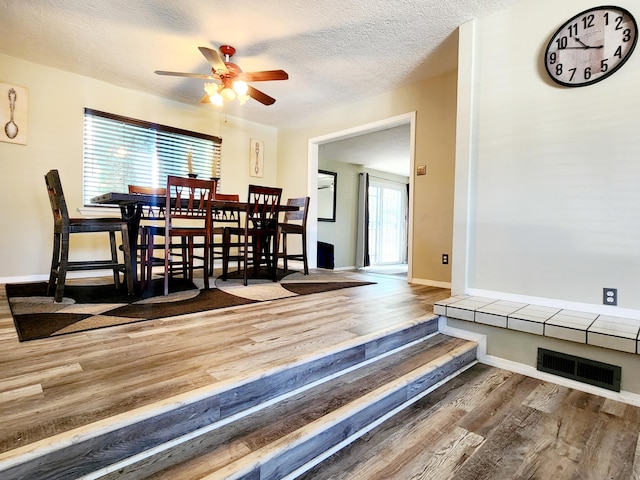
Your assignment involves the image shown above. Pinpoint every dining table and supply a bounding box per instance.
[91,191,299,289]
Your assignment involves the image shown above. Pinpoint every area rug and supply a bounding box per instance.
[6,270,375,341]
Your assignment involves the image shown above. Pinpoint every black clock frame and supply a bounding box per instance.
[544,5,638,87]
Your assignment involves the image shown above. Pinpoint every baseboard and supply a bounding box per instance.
[410,277,451,289]
[480,354,640,407]
[438,316,640,407]
[0,271,102,285]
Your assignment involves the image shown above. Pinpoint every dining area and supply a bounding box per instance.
[46,169,309,303]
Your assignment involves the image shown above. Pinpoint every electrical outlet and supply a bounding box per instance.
[603,288,617,306]
[442,254,449,265]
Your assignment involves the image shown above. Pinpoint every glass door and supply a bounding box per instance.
[368,179,408,265]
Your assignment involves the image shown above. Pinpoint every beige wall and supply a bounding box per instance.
[0,53,277,281]
[278,72,458,284]
[0,53,458,288]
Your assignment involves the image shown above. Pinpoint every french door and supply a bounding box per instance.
[367,179,408,265]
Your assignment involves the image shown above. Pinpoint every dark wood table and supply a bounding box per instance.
[91,192,298,289]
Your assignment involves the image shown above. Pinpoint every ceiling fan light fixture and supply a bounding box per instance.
[233,80,248,96]
[220,86,236,102]
[238,94,251,105]
[210,92,224,106]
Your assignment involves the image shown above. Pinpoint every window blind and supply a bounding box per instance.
[83,109,222,206]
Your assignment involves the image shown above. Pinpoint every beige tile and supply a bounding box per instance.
[507,317,544,336]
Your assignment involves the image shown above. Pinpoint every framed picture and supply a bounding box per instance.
[249,139,264,178]
[0,83,28,145]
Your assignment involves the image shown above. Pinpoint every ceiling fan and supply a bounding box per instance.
[155,45,288,106]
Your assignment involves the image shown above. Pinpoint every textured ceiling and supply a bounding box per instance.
[0,0,522,129]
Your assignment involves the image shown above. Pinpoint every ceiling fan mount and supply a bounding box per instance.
[155,45,288,106]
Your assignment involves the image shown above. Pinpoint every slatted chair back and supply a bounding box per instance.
[278,197,310,275]
[281,196,309,227]
[127,185,167,289]
[212,192,241,224]
[45,169,133,302]
[245,185,283,233]
[163,175,217,295]
[45,168,70,230]
[128,185,166,220]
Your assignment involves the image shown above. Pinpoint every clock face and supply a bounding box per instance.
[545,6,638,87]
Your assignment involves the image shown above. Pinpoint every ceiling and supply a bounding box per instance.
[0,0,522,130]
[319,124,411,177]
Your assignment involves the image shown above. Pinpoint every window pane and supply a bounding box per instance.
[83,109,221,206]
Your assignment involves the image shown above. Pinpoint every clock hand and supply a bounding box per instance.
[574,37,605,49]
[575,37,589,48]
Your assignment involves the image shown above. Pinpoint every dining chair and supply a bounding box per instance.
[127,185,166,290]
[209,192,241,273]
[221,185,283,286]
[45,169,133,302]
[163,175,217,295]
[277,197,310,275]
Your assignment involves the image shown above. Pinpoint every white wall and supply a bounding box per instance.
[0,53,277,281]
[455,0,640,313]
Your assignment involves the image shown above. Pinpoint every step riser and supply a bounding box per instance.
[225,344,477,480]
[1,318,440,480]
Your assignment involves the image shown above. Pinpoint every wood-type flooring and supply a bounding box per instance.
[0,269,447,455]
[3,269,640,479]
[300,363,640,480]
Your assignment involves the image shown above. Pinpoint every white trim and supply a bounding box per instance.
[438,316,640,407]
[467,287,640,321]
[480,354,640,407]
[438,317,486,358]
[307,112,416,275]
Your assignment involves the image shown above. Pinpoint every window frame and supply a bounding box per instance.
[83,108,222,208]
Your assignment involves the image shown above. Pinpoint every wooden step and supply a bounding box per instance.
[99,334,477,479]
[0,316,448,479]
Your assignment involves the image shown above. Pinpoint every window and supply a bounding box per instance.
[83,109,222,206]
[368,178,408,265]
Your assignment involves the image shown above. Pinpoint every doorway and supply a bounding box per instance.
[307,112,416,280]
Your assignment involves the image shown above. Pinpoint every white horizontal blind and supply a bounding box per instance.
[83,109,222,206]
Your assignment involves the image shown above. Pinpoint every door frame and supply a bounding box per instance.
[307,111,416,280]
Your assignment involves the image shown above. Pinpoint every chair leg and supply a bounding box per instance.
[47,232,61,297]
[120,225,134,296]
[54,232,70,303]
[222,229,229,281]
[282,232,288,273]
[109,231,121,289]
[302,231,309,275]
[203,236,210,290]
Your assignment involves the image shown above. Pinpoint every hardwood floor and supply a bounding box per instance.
[0,269,449,455]
[299,363,640,480]
[2,269,640,479]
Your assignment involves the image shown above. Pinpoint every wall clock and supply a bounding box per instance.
[545,6,637,87]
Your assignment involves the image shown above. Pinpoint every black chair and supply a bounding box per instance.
[163,175,217,295]
[277,197,310,275]
[45,169,133,302]
[221,185,283,286]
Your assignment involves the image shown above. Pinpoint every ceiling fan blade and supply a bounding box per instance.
[155,70,214,79]
[238,70,289,82]
[198,46,228,74]
[200,94,211,104]
[247,85,276,106]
